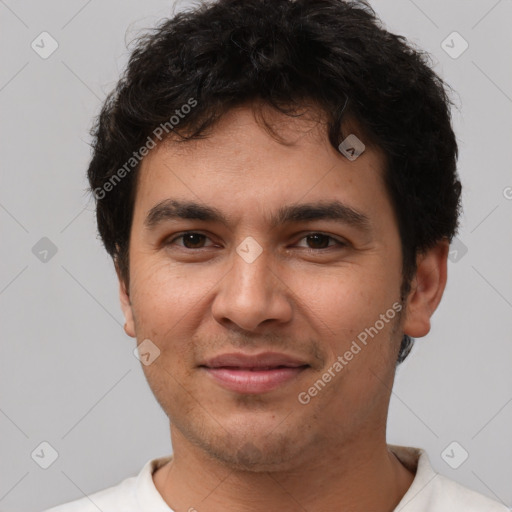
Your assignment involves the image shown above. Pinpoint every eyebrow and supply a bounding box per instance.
[144,199,371,232]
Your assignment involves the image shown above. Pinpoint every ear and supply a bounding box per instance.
[115,263,136,338]
[402,239,449,338]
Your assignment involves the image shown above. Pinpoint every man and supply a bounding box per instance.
[44,0,508,510]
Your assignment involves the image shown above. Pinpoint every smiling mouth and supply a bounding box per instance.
[199,352,310,394]
[201,366,309,394]
[211,365,306,371]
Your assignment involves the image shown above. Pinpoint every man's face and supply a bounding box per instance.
[120,105,407,470]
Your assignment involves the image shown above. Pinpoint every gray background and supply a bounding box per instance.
[1,1,511,511]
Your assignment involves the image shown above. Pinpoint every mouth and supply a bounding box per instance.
[199,352,310,394]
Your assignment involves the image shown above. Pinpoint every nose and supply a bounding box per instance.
[211,243,293,332]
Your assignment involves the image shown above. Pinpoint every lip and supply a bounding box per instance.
[200,352,309,394]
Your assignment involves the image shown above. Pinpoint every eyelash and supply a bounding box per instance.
[165,231,347,251]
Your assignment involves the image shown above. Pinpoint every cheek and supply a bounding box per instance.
[298,267,403,388]
[128,258,218,352]
[293,261,399,330]
[131,257,196,310]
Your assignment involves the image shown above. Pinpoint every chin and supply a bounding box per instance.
[178,410,311,472]
[206,436,302,472]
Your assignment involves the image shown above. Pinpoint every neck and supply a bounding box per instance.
[153,426,415,512]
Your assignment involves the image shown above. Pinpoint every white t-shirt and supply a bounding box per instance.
[42,445,509,511]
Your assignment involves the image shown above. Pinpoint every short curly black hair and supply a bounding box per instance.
[87,0,461,364]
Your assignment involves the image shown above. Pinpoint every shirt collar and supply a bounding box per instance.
[135,445,431,511]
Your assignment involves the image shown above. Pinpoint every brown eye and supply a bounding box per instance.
[181,233,207,248]
[306,234,330,249]
[296,233,345,250]
[167,232,213,249]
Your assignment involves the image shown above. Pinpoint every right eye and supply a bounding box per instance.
[165,232,216,249]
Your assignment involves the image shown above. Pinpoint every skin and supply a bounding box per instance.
[118,102,448,511]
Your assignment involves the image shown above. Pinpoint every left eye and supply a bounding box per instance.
[166,232,345,250]
[295,233,345,250]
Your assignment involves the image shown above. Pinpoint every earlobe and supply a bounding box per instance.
[402,239,449,338]
[116,265,136,338]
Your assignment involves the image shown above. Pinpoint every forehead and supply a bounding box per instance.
[157,103,377,163]
[132,105,390,229]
